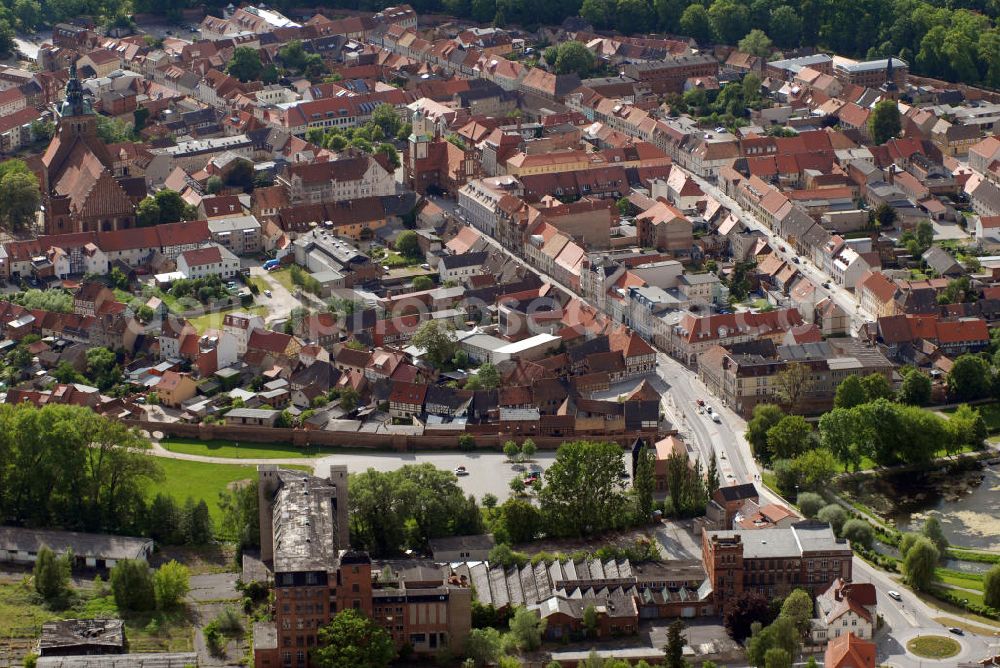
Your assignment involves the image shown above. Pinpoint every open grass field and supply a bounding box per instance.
[161,438,320,459]
[906,635,960,659]
[146,458,310,528]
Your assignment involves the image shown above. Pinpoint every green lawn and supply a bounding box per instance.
[161,438,315,459]
[147,458,311,529]
[188,306,267,334]
[936,568,985,592]
[372,249,420,268]
[906,635,961,659]
[268,268,296,293]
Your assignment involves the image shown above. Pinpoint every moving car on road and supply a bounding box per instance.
[888,590,902,601]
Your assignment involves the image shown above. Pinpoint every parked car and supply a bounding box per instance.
[454,466,468,476]
[712,414,722,424]
[706,406,713,414]
[264,289,272,298]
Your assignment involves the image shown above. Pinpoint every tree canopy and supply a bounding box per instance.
[349,464,483,555]
[0,403,160,536]
[539,440,631,537]
[313,609,394,668]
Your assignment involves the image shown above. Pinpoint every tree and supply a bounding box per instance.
[797,492,824,519]
[868,100,902,144]
[504,440,520,461]
[110,559,155,612]
[922,514,949,554]
[766,415,812,460]
[817,504,847,535]
[582,603,599,637]
[340,387,360,412]
[679,4,712,43]
[0,20,13,58]
[227,46,263,82]
[521,438,536,460]
[874,202,898,229]
[898,369,932,406]
[616,0,653,35]
[395,230,422,259]
[349,465,482,555]
[183,498,213,544]
[769,6,801,48]
[499,498,541,543]
[747,617,799,668]
[738,29,773,56]
[948,354,992,401]
[789,448,839,494]
[313,609,394,668]
[709,0,751,44]
[412,320,457,368]
[0,403,161,539]
[948,404,988,453]
[860,373,894,402]
[225,159,255,193]
[773,363,812,413]
[779,589,813,634]
[984,564,1000,608]
[153,560,190,610]
[764,648,792,668]
[902,536,939,591]
[0,160,41,231]
[412,275,434,291]
[218,479,259,550]
[841,519,874,550]
[136,197,161,227]
[633,444,655,523]
[745,404,785,463]
[664,619,686,668]
[33,545,71,605]
[153,190,190,224]
[551,41,595,76]
[206,175,224,195]
[540,441,630,537]
[147,493,184,545]
[833,375,866,409]
[477,362,501,389]
[371,104,402,138]
[86,347,120,391]
[508,606,545,651]
[464,627,502,666]
[724,591,774,641]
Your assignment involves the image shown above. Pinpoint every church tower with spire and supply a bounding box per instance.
[40,65,142,235]
[880,56,900,101]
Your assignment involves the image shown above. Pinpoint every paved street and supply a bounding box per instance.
[688,174,875,332]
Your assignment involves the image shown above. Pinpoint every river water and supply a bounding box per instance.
[840,461,1000,557]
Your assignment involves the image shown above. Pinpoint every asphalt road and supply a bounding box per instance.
[688,173,876,333]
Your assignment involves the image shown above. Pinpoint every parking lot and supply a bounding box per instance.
[313,450,557,502]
